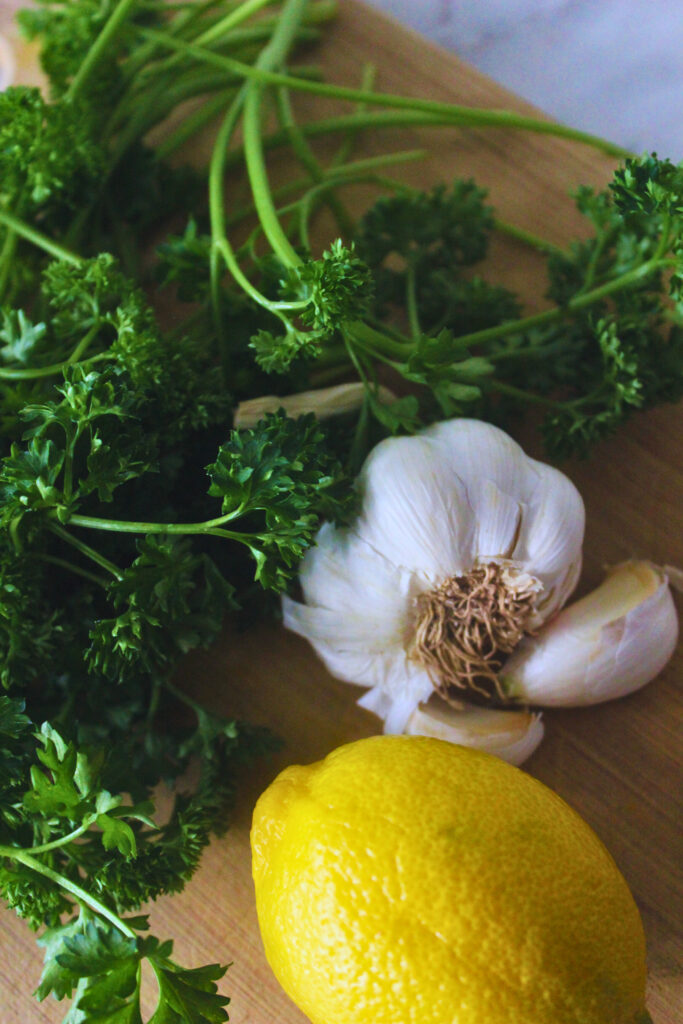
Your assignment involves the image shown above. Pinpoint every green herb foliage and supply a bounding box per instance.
[1,0,682,1020]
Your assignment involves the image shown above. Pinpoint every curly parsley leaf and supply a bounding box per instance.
[281,239,374,332]
[0,309,49,366]
[155,219,213,304]
[0,86,105,213]
[207,411,356,589]
[0,541,64,689]
[610,152,683,218]
[208,411,352,520]
[87,537,236,683]
[249,323,324,374]
[356,178,493,272]
[400,329,495,417]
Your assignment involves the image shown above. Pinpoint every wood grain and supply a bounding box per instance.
[1,1,682,1020]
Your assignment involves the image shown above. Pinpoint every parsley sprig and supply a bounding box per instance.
[0,713,237,1021]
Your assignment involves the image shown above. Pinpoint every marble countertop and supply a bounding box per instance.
[366,0,683,159]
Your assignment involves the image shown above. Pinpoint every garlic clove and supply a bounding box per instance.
[353,419,584,605]
[283,523,435,724]
[293,522,415,639]
[357,681,434,735]
[233,382,396,428]
[509,466,585,625]
[502,561,679,706]
[355,432,478,578]
[404,699,545,765]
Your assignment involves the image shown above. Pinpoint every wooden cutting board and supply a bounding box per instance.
[2,2,682,1020]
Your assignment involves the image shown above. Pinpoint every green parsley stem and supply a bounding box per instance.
[61,438,74,503]
[66,512,244,536]
[405,263,422,341]
[130,0,314,91]
[156,88,236,159]
[313,341,350,369]
[347,320,413,360]
[188,0,277,45]
[492,217,562,255]
[110,69,241,168]
[575,224,620,293]
[163,676,210,719]
[33,553,109,589]
[486,379,562,410]
[7,823,92,857]
[243,153,422,227]
[340,337,385,473]
[209,87,254,342]
[293,168,422,244]
[0,218,20,302]
[312,247,670,372]
[332,61,378,168]
[164,0,276,76]
[237,159,425,253]
[275,85,356,243]
[486,336,567,363]
[49,524,123,581]
[208,99,307,329]
[0,323,101,381]
[66,0,140,104]
[653,214,673,260]
[140,27,632,158]
[0,210,81,266]
[120,0,225,84]
[0,847,136,939]
[215,110,457,184]
[209,88,309,318]
[146,677,163,725]
[430,254,675,354]
[241,0,313,270]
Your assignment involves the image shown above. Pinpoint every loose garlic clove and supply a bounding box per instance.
[233,383,396,428]
[404,699,544,766]
[502,561,678,706]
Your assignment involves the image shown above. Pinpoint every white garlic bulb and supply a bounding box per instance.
[283,419,678,763]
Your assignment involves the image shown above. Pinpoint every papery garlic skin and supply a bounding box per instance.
[233,382,396,428]
[502,561,678,706]
[404,701,545,766]
[283,419,586,736]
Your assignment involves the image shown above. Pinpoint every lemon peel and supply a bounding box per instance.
[251,735,649,1024]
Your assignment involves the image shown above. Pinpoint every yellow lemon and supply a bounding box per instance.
[251,735,650,1024]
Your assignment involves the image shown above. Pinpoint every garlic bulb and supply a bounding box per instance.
[284,419,584,732]
[283,419,678,762]
[502,560,678,705]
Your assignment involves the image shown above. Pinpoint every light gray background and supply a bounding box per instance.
[366,0,683,159]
